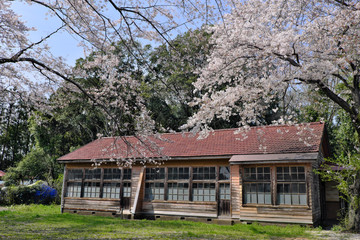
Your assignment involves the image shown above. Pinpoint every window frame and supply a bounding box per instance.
[167,167,190,201]
[83,168,102,198]
[144,167,166,201]
[276,166,308,206]
[65,167,132,203]
[241,165,309,207]
[242,167,272,205]
[144,166,231,203]
[66,168,84,198]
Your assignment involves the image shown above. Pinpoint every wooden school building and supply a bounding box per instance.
[57,122,339,225]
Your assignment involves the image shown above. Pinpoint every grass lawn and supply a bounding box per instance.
[0,204,320,239]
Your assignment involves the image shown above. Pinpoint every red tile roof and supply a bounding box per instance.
[57,122,325,161]
[0,170,5,177]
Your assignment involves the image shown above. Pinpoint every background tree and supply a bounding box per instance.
[145,29,212,130]
[0,91,32,170]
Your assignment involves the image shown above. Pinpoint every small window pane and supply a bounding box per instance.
[67,169,83,180]
[123,169,132,180]
[83,182,100,198]
[66,182,82,197]
[299,183,306,193]
[300,194,307,205]
[104,168,121,180]
[85,169,101,180]
[103,183,120,199]
[145,182,164,200]
[145,168,165,180]
[193,167,216,180]
[292,195,299,205]
[192,182,215,202]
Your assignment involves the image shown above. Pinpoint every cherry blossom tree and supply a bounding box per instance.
[0,0,230,146]
[1,0,229,132]
[184,0,360,231]
[1,0,236,166]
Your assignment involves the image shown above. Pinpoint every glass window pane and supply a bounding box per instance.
[67,169,83,180]
[123,169,132,180]
[85,169,101,180]
[293,195,300,205]
[219,166,230,180]
[299,183,306,193]
[291,183,298,193]
[265,193,271,204]
[258,193,264,204]
[300,194,307,205]
[284,194,291,204]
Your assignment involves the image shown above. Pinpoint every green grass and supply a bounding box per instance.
[0,204,317,239]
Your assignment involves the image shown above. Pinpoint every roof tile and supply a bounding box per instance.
[58,122,325,161]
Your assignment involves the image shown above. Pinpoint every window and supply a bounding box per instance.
[144,166,230,203]
[83,169,101,198]
[145,182,165,200]
[65,167,131,203]
[103,168,121,199]
[123,182,132,198]
[168,167,189,180]
[145,168,165,201]
[192,183,216,201]
[83,182,101,198]
[102,168,132,205]
[220,183,231,200]
[277,166,307,205]
[242,166,308,206]
[121,170,132,209]
[104,168,121,180]
[167,167,190,201]
[243,167,271,204]
[145,168,165,180]
[168,183,189,201]
[193,167,216,180]
[123,169,132,180]
[66,169,83,197]
[66,182,82,197]
[67,169,83,180]
[103,183,120,199]
[192,167,216,202]
[219,166,230,180]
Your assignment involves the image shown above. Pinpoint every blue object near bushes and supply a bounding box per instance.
[34,184,57,204]
[0,181,58,205]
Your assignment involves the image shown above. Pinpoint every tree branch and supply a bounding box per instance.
[296,77,360,128]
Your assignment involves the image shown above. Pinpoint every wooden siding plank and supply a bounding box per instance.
[131,166,145,214]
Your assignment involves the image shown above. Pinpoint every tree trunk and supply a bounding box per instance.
[346,166,360,232]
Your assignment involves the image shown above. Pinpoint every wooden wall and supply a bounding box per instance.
[62,158,323,225]
[64,198,121,212]
[142,202,217,218]
[130,165,145,215]
[230,164,240,219]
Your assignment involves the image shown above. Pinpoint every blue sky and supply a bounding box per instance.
[11,1,84,66]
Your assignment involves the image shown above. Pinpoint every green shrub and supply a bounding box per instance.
[51,174,63,204]
[0,181,58,205]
